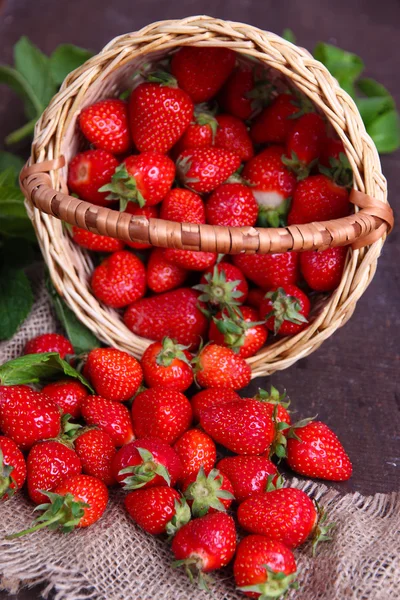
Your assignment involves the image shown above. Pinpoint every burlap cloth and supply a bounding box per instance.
[0,270,399,600]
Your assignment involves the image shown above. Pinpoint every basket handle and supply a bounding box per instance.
[20,158,394,254]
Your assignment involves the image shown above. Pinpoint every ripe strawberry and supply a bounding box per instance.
[174,111,217,153]
[176,147,241,194]
[132,387,193,445]
[0,436,26,500]
[260,284,310,336]
[160,188,206,223]
[0,386,61,450]
[71,226,125,252]
[112,437,182,489]
[124,288,208,351]
[215,115,254,161]
[246,288,265,309]
[234,535,297,598]
[205,183,258,227]
[129,74,193,153]
[287,421,353,481]
[216,455,278,503]
[285,112,326,175]
[233,252,299,290]
[200,399,275,455]
[67,149,118,206]
[190,388,240,423]
[147,248,188,293]
[24,333,73,359]
[74,429,116,486]
[141,338,193,391]
[209,306,268,358]
[253,386,291,428]
[80,395,134,447]
[173,429,216,481]
[182,467,234,516]
[91,250,146,308]
[41,379,88,419]
[125,487,190,535]
[319,137,346,167]
[164,249,217,272]
[218,67,255,120]
[194,344,252,390]
[250,93,300,144]
[195,262,249,306]
[287,174,350,224]
[300,246,348,292]
[79,98,131,154]
[171,46,235,103]
[84,348,143,402]
[26,440,82,505]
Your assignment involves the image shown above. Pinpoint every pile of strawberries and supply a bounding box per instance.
[66,46,353,355]
[0,331,352,597]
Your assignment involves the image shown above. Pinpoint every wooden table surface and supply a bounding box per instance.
[0,0,399,598]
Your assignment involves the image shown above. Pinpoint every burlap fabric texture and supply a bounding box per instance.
[1,272,399,600]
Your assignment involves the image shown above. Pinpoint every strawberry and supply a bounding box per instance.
[233,251,299,290]
[287,421,353,481]
[112,437,182,489]
[233,535,297,598]
[246,288,265,309]
[147,248,188,293]
[216,455,278,503]
[24,333,73,359]
[284,112,326,177]
[0,436,26,500]
[208,306,268,358]
[194,344,252,390]
[71,226,125,252]
[125,487,190,535]
[124,203,159,249]
[250,94,299,144]
[129,73,194,153]
[91,250,146,308]
[174,110,217,153]
[67,149,119,206]
[200,399,275,455]
[164,249,217,272]
[218,67,255,121]
[132,387,192,445]
[190,388,240,423]
[141,337,193,391]
[176,147,241,194]
[41,379,88,419]
[80,395,134,447]
[124,288,208,351]
[0,386,61,450]
[74,429,116,486]
[26,440,82,505]
[300,246,348,292]
[160,188,206,223]
[182,467,234,516]
[253,386,291,428]
[205,183,259,227]
[260,285,310,336]
[79,98,131,154]
[84,348,143,402]
[319,137,346,167]
[215,114,254,161]
[287,174,350,224]
[171,46,236,103]
[195,262,249,306]
[173,429,216,481]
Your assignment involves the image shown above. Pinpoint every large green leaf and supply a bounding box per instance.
[367,110,400,154]
[0,152,25,176]
[0,268,34,340]
[356,96,396,128]
[50,44,93,86]
[313,43,364,97]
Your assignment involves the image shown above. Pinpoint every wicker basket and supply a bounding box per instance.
[20,15,393,376]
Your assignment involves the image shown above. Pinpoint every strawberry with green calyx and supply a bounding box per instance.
[141,337,193,392]
[250,93,303,145]
[253,386,291,459]
[194,262,248,307]
[216,456,278,503]
[193,344,252,390]
[124,487,191,536]
[282,112,326,179]
[319,151,353,189]
[0,437,26,501]
[319,137,346,167]
[176,106,218,152]
[182,466,234,517]
[260,285,310,336]
[209,306,267,359]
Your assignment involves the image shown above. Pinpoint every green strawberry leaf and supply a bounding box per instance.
[366,110,400,154]
[355,96,395,128]
[0,152,24,176]
[50,44,93,86]
[0,268,34,340]
[282,29,296,44]
[313,43,364,98]
[357,77,394,99]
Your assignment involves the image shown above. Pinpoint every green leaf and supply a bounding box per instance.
[366,110,400,154]
[0,352,94,390]
[357,77,394,99]
[356,96,395,127]
[282,29,296,44]
[0,168,19,188]
[0,268,33,340]
[50,44,93,86]
[313,42,364,97]
[0,65,43,118]
[0,152,24,176]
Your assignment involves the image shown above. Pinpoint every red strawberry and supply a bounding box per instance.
[74,429,116,486]
[215,115,254,161]
[288,174,350,224]
[91,250,146,308]
[112,437,182,489]
[164,249,217,272]
[287,421,353,481]
[319,137,346,167]
[84,348,143,402]
[205,183,258,227]
[0,436,26,500]
[217,455,278,503]
[124,288,208,351]
[79,98,131,154]
[194,344,252,390]
[80,395,134,447]
[250,94,299,144]
[26,440,82,505]
[129,74,194,153]
[147,248,188,293]
[71,226,124,252]
[182,467,234,516]
[132,387,192,445]
[260,284,310,336]
[246,288,265,309]
[234,535,297,598]
[174,111,216,153]
[195,262,249,306]
[253,386,291,428]
[0,386,61,450]
[209,306,268,358]
[218,67,255,120]
[125,487,190,535]
[160,188,206,223]
[300,246,348,292]
[41,379,88,419]
[67,149,118,206]
[233,252,299,290]
[190,388,240,423]
[24,333,73,359]
[173,429,216,481]
[141,338,193,392]
[171,47,235,103]
[124,203,159,249]
[285,112,326,174]
[201,399,275,455]
[177,147,241,194]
